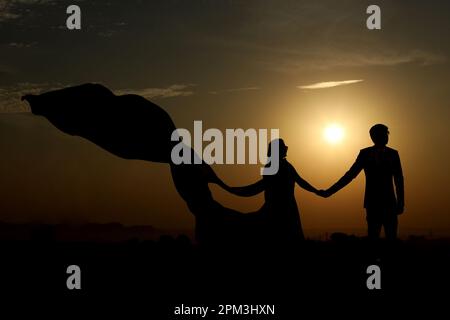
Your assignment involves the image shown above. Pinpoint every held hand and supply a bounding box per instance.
[316,189,331,198]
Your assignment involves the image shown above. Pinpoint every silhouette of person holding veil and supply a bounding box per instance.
[217,139,322,243]
[321,124,404,241]
[23,84,321,245]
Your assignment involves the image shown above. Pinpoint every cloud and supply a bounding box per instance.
[116,84,195,99]
[0,82,194,113]
[0,82,63,113]
[209,86,261,94]
[267,48,448,74]
[193,1,447,73]
[298,79,363,90]
[0,0,55,22]
[335,50,447,68]
[7,41,36,48]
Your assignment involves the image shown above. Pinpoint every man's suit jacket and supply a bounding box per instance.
[329,146,404,210]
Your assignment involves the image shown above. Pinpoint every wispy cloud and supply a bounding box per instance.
[326,50,447,68]
[0,0,55,22]
[267,49,447,74]
[209,86,261,94]
[0,82,63,113]
[0,82,195,113]
[116,84,195,99]
[197,1,447,73]
[298,79,363,90]
[7,41,36,48]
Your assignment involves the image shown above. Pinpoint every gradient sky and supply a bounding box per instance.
[1,0,449,236]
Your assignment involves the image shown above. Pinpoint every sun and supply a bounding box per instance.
[324,124,344,144]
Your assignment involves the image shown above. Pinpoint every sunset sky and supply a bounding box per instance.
[1,0,449,236]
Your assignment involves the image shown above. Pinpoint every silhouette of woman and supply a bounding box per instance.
[217,139,321,243]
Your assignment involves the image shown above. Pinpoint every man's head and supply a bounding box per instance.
[369,124,389,146]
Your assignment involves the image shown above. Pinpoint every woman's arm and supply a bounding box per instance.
[206,166,264,197]
[292,166,319,194]
[215,179,265,197]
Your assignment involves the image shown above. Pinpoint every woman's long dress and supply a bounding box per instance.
[262,159,305,242]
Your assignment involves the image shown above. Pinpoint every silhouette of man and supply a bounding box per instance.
[322,124,404,240]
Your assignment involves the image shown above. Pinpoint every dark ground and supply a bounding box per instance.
[1,231,449,318]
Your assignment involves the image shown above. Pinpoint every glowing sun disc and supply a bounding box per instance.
[324,124,344,144]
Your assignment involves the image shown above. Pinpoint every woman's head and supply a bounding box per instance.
[267,138,288,160]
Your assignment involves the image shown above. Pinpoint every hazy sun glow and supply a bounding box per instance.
[324,124,344,144]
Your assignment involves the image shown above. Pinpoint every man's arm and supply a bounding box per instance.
[393,151,405,214]
[325,151,364,196]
